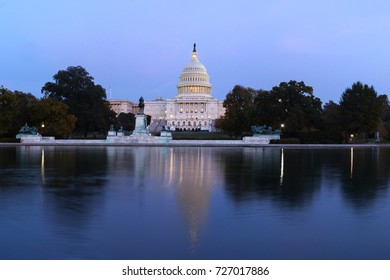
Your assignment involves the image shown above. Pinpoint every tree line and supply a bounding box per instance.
[1,65,389,143]
[0,66,135,139]
[216,80,390,143]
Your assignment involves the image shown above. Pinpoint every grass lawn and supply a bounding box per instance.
[0,138,19,143]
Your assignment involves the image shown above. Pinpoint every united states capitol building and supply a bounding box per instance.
[109,44,225,131]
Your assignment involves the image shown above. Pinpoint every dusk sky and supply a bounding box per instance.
[2,0,390,104]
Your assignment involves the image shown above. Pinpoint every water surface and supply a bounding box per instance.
[0,146,389,259]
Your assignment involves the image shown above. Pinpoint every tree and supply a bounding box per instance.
[41,66,117,137]
[30,98,77,137]
[321,100,343,143]
[381,100,390,141]
[217,85,256,138]
[253,89,281,129]
[117,112,135,132]
[0,87,17,136]
[339,82,387,140]
[267,81,322,136]
[0,87,37,137]
[217,81,323,140]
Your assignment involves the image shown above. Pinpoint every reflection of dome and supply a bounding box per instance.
[176,43,212,98]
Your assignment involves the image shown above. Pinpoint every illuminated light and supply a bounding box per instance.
[350,147,354,178]
[280,149,284,185]
[41,149,45,185]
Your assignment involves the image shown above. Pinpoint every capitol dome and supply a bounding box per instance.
[176,44,212,98]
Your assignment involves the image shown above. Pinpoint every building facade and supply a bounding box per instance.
[143,96,167,121]
[109,44,225,131]
[163,44,225,131]
[108,99,139,115]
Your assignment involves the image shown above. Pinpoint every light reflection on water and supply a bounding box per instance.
[0,146,390,259]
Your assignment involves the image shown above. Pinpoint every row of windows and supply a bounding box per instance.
[178,86,211,94]
[179,102,205,107]
[170,115,212,119]
[179,109,204,113]
[179,102,205,113]
[185,67,204,72]
[182,76,207,82]
[170,121,208,126]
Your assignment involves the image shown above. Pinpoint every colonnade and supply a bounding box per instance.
[177,102,207,114]
[178,86,211,94]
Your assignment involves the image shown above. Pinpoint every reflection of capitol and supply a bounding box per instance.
[106,147,223,249]
[171,148,216,248]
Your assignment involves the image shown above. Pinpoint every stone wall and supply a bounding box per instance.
[243,135,280,144]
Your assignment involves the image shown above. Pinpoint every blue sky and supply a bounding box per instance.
[1,0,390,104]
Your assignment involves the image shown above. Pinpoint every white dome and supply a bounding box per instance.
[176,44,212,98]
[183,56,207,73]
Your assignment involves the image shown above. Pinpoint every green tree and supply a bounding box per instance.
[41,66,117,137]
[216,85,256,138]
[253,89,281,129]
[30,98,77,137]
[0,87,37,137]
[117,112,135,132]
[321,100,343,143]
[0,87,17,136]
[339,82,387,140]
[381,100,390,141]
[267,81,322,136]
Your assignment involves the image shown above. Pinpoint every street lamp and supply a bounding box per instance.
[280,124,285,138]
[41,123,45,135]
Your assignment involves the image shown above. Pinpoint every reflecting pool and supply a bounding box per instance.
[1,146,390,259]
